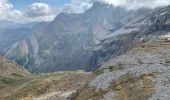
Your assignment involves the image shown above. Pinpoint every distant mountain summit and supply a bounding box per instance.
[3,2,150,73]
[0,57,29,76]
[0,20,37,29]
[3,2,132,72]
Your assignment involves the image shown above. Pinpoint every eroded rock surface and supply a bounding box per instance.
[70,41,170,100]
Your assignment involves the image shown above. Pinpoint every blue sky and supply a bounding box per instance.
[0,0,94,23]
[10,0,70,11]
[1,0,170,23]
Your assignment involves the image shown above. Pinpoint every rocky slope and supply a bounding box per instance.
[0,57,29,76]
[95,5,170,67]
[0,21,49,56]
[0,28,32,54]
[1,2,170,100]
[4,2,150,73]
[68,5,170,100]
[69,37,170,100]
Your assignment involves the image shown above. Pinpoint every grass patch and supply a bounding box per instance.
[0,71,89,100]
[0,75,27,86]
[111,73,156,100]
[7,79,45,100]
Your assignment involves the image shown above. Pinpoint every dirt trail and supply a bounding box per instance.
[15,79,36,92]
[32,91,74,100]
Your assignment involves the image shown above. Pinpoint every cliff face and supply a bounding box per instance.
[4,2,141,73]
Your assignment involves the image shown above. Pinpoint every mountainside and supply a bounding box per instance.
[0,70,91,100]
[0,28,32,53]
[95,5,170,66]
[1,2,170,100]
[0,57,90,100]
[0,57,29,76]
[0,21,49,54]
[4,2,150,73]
[70,39,170,100]
[0,58,90,100]
[68,5,170,100]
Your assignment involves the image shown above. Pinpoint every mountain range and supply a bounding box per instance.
[1,2,169,74]
[69,4,170,100]
[1,2,150,73]
[1,1,170,100]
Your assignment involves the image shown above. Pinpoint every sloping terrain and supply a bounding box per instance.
[94,5,170,67]
[69,38,170,100]
[0,71,91,100]
[0,28,32,54]
[0,57,91,100]
[0,21,49,56]
[0,57,29,76]
[68,5,170,100]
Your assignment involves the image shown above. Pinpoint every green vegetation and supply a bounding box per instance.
[0,70,89,100]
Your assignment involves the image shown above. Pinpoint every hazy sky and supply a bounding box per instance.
[1,0,170,23]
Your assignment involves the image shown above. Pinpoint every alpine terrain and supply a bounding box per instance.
[3,2,150,73]
[1,0,170,100]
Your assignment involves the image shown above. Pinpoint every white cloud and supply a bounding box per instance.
[63,0,170,13]
[26,3,55,17]
[24,3,61,22]
[102,0,170,9]
[0,0,60,23]
[63,0,92,13]
[1,0,170,23]
[0,0,22,21]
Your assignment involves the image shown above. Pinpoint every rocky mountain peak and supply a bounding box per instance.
[2,1,150,73]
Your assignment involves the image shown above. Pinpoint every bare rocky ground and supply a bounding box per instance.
[0,57,29,76]
[0,71,91,100]
[69,39,170,100]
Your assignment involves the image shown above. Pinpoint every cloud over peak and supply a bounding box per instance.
[63,0,92,13]
[24,3,61,22]
[26,3,59,17]
[102,0,170,9]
